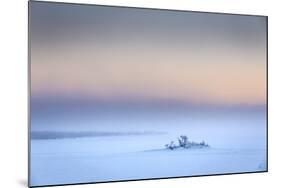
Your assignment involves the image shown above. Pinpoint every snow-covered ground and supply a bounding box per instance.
[30,115,267,187]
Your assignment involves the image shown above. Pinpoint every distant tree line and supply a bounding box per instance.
[31,131,166,140]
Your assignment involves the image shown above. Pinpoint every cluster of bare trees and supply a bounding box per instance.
[165,135,209,150]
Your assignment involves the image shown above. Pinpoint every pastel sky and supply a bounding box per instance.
[30,1,267,107]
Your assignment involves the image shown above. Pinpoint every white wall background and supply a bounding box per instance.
[0,0,280,187]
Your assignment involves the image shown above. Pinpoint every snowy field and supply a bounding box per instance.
[30,115,267,187]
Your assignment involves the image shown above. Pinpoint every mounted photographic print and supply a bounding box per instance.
[29,1,268,187]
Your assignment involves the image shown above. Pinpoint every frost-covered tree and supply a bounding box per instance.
[165,135,209,150]
[199,141,209,147]
[178,135,188,148]
[165,141,176,150]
